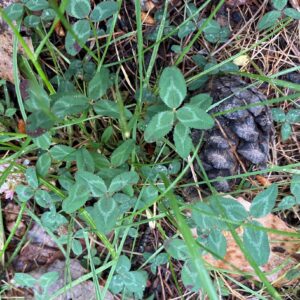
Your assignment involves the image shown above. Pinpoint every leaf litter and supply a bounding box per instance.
[199,197,300,287]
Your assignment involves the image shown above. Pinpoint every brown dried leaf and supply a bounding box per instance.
[3,203,26,236]
[202,197,300,287]
[141,11,156,25]
[26,223,58,248]
[255,175,272,187]
[13,243,62,272]
[28,259,114,300]
[6,221,26,237]
[54,20,65,37]
[3,203,20,222]
[13,224,63,272]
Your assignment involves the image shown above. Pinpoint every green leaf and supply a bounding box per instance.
[205,26,223,43]
[36,153,51,177]
[159,67,187,109]
[72,239,83,256]
[33,132,52,150]
[59,172,75,191]
[52,92,89,118]
[62,183,90,213]
[191,202,219,232]
[4,3,24,20]
[24,15,40,27]
[192,54,207,68]
[5,108,16,117]
[41,211,67,231]
[250,184,278,217]
[201,19,230,43]
[25,0,48,10]
[111,139,135,167]
[186,3,198,21]
[173,123,193,158]
[206,230,227,259]
[140,186,158,206]
[281,122,292,141]
[204,61,219,74]
[101,126,113,144]
[150,263,157,274]
[116,255,131,273]
[76,148,95,173]
[153,253,169,266]
[86,198,120,234]
[189,93,212,111]
[41,8,56,22]
[291,175,300,201]
[110,270,147,298]
[38,272,59,289]
[243,221,270,266]
[144,111,174,142]
[34,189,52,208]
[178,21,196,39]
[188,76,209,91]
[181,260,202,292]
[25,167,39,189]
[113,193,135,214]
[65,20,91,56]
[202,19,220,34]
[26,111,54,137]
[66,0,91,18]
[90,1,119,22]
[50,145,76,162]
[271,108,286,123]
[176,104,214,129]
[285,268,300,280]
[97,168,127,182]
[88,67,112,99]
[219,62,239,72]
[286,109,300,123]
[14,273,36,287]
[168,160,181,175]
[257,11,281,31]
[123,270,147,296]
[91,152,111,169]
[278,196,297,210]
[283,8,300,20]
[108,171,139,194]
[16,185,35,202]
[164,238,189,260]
[171,45,182,53]
[272,0,287,10]
[212,196,248,222]
[93,100,132,119]
[25,81,51,112]
[75,171,107,197]
[74,229,85,238]
[110,275,124,294]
